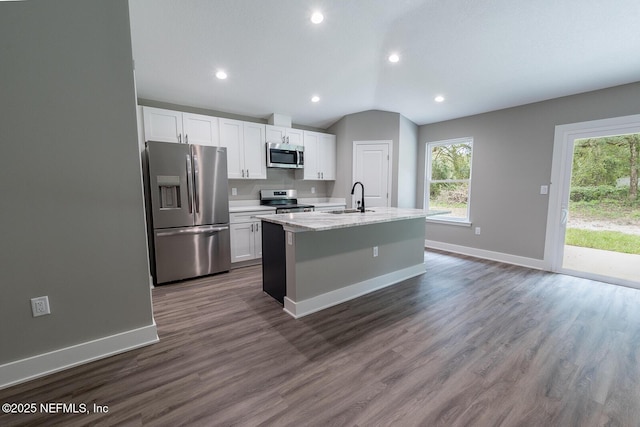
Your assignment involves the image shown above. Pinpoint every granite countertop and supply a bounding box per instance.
[256,207,430,232]
[229,199,346,213]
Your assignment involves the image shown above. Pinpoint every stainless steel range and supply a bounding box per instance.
[260,189,314,213]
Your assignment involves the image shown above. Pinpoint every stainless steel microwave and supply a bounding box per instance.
[266,142,304,169]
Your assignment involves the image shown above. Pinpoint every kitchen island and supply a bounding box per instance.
[258,207,429,318]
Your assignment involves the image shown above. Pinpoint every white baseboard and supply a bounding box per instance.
[425,240,546,270]
[283,263,426,318]
[0,323,159,390]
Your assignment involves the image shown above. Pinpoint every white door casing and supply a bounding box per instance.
[545,114,640,286]
[352,141,392,208]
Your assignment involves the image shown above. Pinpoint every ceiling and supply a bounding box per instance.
[128,0,640,129]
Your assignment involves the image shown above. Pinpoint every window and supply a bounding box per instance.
[425,137,473,223]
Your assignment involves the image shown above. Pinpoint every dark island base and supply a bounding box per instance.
[261,221,286,304]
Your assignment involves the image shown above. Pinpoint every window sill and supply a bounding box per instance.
[425,218,472,227]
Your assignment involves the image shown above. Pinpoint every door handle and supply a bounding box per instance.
[185,154,193,213]
[561,208,569,225]
[157,226,229,237]
[193,154,199,213]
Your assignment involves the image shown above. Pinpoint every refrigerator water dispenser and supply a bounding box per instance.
[157,175,181,209]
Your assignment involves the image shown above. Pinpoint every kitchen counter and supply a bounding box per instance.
[228,198,346,213]
[259,208,428,318]
[257,207,429,232]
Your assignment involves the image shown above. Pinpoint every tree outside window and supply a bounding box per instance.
[425,138,473,222]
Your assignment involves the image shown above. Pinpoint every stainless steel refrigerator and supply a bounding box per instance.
[145,141,230,284]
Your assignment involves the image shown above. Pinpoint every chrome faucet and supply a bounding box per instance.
[351,181,365,212]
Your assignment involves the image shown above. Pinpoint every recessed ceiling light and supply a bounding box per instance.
[215,70,227,80]
[388,53,400,63]
[435,95,445,103]
[311,95,320,103]
[311,12,324,24]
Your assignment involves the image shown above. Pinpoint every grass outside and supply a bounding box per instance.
[569,199,640,223]
[566,228,640,255]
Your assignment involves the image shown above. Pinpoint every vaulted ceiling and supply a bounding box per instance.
[129,0,640,129]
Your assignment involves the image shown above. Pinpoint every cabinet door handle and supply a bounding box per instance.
[255,222,259,232]
[178,133,182,144]
[185,134,189,144]
[242,169,245,178]
[321,172,324,179]
[251,224,254,232]
[247,169,250,178]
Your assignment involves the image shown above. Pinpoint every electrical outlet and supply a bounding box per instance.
[31,296,51,317]
[311,187,315,194]
[373,246,378,257]
[540,185,548,195]
[231,188,237,196]
[475,227,481,235]
[287,231,293,246]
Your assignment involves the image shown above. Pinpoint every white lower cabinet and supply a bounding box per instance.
[230,210,273,263]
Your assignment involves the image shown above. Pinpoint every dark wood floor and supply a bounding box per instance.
[2,250,640,426]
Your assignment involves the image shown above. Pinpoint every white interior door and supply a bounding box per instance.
[353,141,391,208]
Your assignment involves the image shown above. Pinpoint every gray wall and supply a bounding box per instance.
[397,115,419,208]
[0,0,155,364]
[328,110,419,208]
[138,98,326,133]
[418,81,640,260]
[291,219,425,301]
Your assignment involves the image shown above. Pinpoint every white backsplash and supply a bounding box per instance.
[228,168,334,201]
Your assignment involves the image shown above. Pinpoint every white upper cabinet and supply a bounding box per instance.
[142,107,218,146]
[319,133,336,180]
[243,122,267,179]
[265,125,303,146]
[143,107,183,143]
[302,131,320,180]
[219,118,244,179]
[219,118,266,180]
[182,113,219,146]
[301,131,336,180]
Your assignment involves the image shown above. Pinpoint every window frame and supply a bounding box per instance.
[424,137,474,224]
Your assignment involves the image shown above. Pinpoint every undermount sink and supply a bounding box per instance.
[328,209,374,214]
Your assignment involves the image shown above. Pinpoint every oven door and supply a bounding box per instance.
[267,142,303,169]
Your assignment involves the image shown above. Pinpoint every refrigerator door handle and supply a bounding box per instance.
[193,154,200,214]
[156,226,229,237]
[185,154,193,213]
